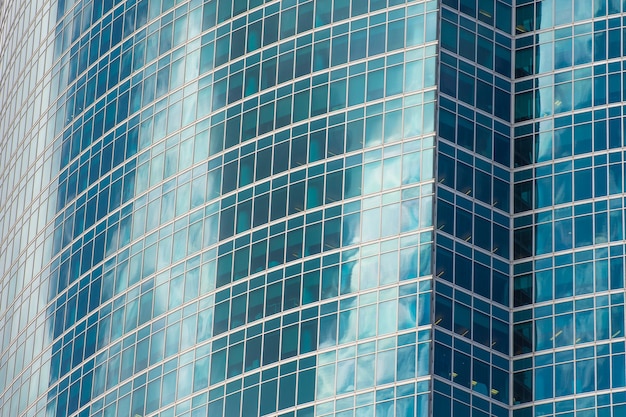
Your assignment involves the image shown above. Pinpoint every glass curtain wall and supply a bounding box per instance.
[512,0,626,416]
[434,0,513,416]
[0,1,438,417]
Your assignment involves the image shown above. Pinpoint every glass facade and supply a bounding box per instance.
[3,0,626,417]
[0,0,435,416]
[510,1,626,416]
[433,0,513,416]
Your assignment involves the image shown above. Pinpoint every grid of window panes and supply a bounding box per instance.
[0,1,438,417]
[0,0,98,416]
[512,1,626,416]
[433,0,513,416]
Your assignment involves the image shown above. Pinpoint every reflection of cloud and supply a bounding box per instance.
[363,161,382,195]
[401,199,419,232]
[379,251,399,285]
[375,401,395,417]
[384,115,402,142]
[553,178,568,204]
[182,89,199,127]
[339,309,357,344]
[400,247,418,280]
[342,213,360,246]
[316,363,336,399]
[397,345,416,381]
[418,342,430,376]
[402,151,421,185]
[177,362,192,397]
[381,204,400,238]
[404,105,423,138]
[576,360,594,393]
[398,296,416,329]
[188,221,202,254]
[420,196,432,228]
[535,37,553,73]
[319,314,338,348]
[154,278,170,313]
[358,305,377,339]
[93,362,107,400]
[356,354,375,390]
[341,261,358,295]
[360,256,378,290]
[609,167,621,195]
[383,157,401,190]
[574,36,592,65]
[361,208,380,242]
[377,300,397,335]
[376,350,395,384]
[336,359,355,394]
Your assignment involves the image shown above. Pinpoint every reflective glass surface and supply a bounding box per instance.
[5,1,626,417]
[434,0,512,416]
[511,1,626,416]
[0,0,436,416]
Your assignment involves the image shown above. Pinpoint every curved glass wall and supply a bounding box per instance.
[8,1,626,417]
[0,1,437,417]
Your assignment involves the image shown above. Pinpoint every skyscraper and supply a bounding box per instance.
[434,1,626,417]
[0,0,435,416]
[433,0,513,415]
[510,1,626,416]
[1,0,626,417]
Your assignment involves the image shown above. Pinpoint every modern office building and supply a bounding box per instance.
[434,1,626,417]
[509,2,626,416]
[1,0,626,417]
